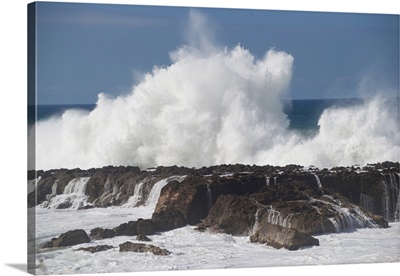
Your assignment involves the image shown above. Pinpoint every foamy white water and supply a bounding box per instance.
[31,56,399,171]
[121,179,146,208]
[260,98,399,167]
[30,43,294,170]
[312,173,322,189]
[33,206,400,275]
[41,177,90,209]
[144,175,187,210]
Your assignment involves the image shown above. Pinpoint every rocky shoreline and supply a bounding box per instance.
[28,162,399,251]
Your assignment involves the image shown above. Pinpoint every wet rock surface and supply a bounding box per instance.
[113,221,139,236]
[43,229,90,248]
[33,162,399,251]
[76,245,114,253]
[198,194,258,236]
[119,242,171,255]
[136,234,152,241]
[89,227,116,240]
[250,222,320,250]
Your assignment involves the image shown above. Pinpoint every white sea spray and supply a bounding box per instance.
[30,11,399,170]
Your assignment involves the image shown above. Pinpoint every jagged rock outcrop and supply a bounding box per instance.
[250,222,319,250]
[43,229,90,248]
[113,219,155,236]
[28,166,157,208]
[136,234,152,241]
[251,200,337,235]
[152,210,187,232]
[197,194,258,236]
[152,176,209,229]
[119,242,170,255]
[137,219,154,235]
[76,245,114,253]
[28,163,399,222]
[86,167,147,207]
[151,172,274,231]
[320,169,399,222]
[113,221,138,236]
[89,227,116,240]
[32,162,399,251]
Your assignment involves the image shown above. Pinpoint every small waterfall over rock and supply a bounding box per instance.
[41,177,91,209]
[395,173,400,221]
[359,176,374,213]
[121,177,161,208]
[251,209,261,235]
[265,206,293,228]
[207,182,213,211]
[144,175,186,212]
[265,176,270,186]
[312,173,323,189]
[27,176,41,194]
[327,210,376,233]
[38,174,187,211]
[96,177,125,205]
[327,203,378,232]
[359,193,374,213]
[381,174,390,221]
[310,196,378,233]
[122,180,146,208]
[40,180,58,208]
[389,174,399,221]
[51,180,58,195]
[273,176,277,186]
[46,181,58,201]
[381,173,400,222]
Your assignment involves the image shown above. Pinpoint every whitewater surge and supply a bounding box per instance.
[32,45,295,170]
[30,15,399,170]
[34,208,400,275]
[259,98,399,167]
[40,177,90,209]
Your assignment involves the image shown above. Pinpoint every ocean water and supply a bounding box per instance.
[28,104,95,126]
[284,98,364,134]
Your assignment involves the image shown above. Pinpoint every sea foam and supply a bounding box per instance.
[31,44,296,170]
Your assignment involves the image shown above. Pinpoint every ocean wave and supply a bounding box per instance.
[29,13,398,170]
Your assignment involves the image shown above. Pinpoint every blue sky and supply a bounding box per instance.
[35,2,399,104]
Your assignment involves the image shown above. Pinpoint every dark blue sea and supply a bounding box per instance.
[284,98,363,134]
[28,104,95,126]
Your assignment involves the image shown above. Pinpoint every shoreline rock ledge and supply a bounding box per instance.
[31,162,399,251]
